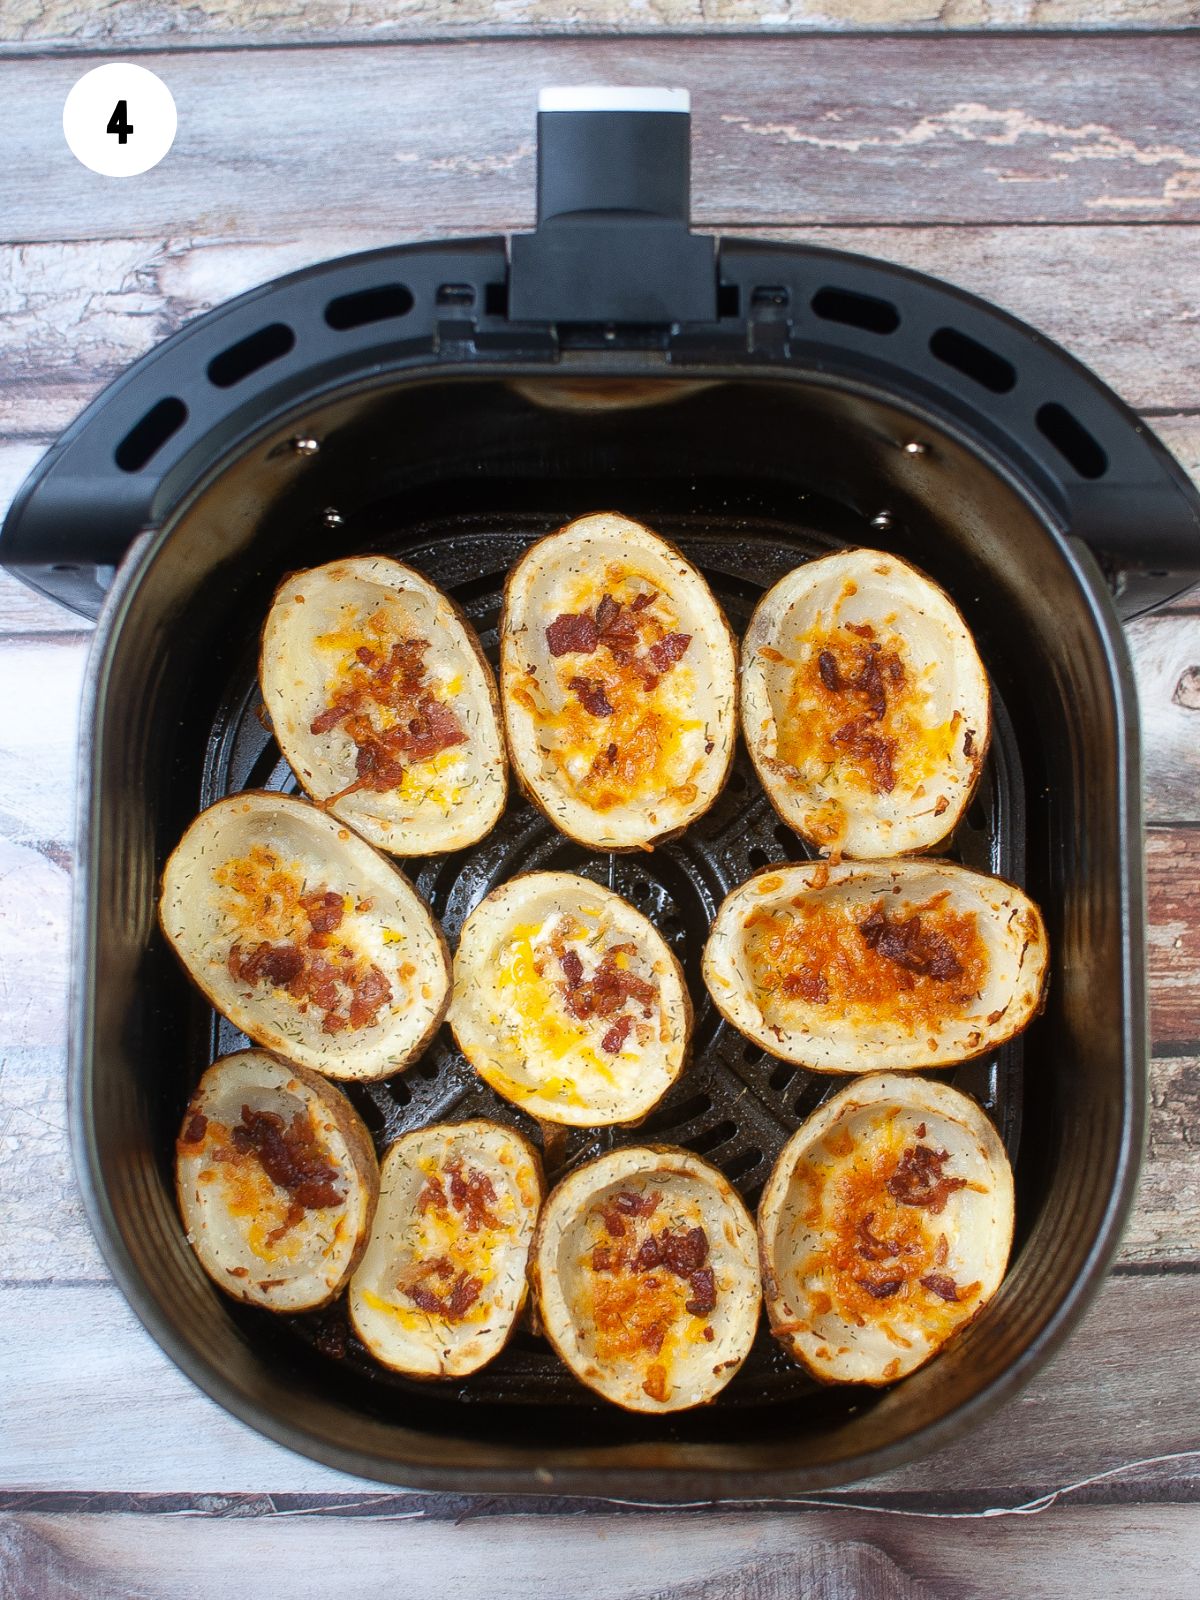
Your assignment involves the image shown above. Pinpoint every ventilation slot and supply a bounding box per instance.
[724,1147,763,1183]
[689,1119,738,1157]
[930,327,1016,395]
[324,283,414,331]
[1036,402,1108,479]
[485,280,508,318]
[114,396,187,473]
[811,286,900,335]
[207,323,295,389]
[717,282,741,318]
[436,283,475,308]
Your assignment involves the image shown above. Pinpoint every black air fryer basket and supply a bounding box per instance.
[6,89,1199,1495]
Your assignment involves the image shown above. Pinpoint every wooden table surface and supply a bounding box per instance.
[3,4,1199,1595]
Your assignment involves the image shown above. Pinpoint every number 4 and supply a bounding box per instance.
[107,100,133,145]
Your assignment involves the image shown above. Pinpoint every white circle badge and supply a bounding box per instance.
[63,63,177,177]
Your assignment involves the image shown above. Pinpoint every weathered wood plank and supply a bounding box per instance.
[3,1503,1200,1600]
[1132,617,1200,828]
[7,0,1200,54]
[4,226,1200,439]
[1,1274,1197,1499]
[5,38,1200,244]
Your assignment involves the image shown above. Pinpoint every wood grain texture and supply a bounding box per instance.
[5,37,1200,243]
[6,0,1200,53]
[3,1502,1200,1600]
[1,1275,1197,1499]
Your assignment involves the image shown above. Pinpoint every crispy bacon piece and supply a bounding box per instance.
[856,1211,901,1262]
[563,946,659,1024]
[400,1254,484,1321]
[818,639,904,722]
[920,1272,961,1302]
[601,1015,634,1054]
[591,1244,616,1273]
[858,907,964,981]
[598,1188,660,1237]
[230,1105,344,1209]
[569,675,615,718]
[417,1172,447,1213]
[181,1111,208,1145]
[634,1235,663,1272]
[311,635,466,791]
[228,941,305,988]
[684,1265,716,1316]
[781,968,830,1004]
[347,964,392,1029]
[830,716,898,794]
[558,948,584,989]
[631,590,655,613]
[301,890,345,936]
[546,612,599,656]
[647,631,691,676]
[886,1145,968,1214]
[856,1274,904,1300]
[657,1226,708,1276]
[446,1158,501,1232]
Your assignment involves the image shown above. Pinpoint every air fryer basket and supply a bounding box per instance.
[6,93,1199,1495]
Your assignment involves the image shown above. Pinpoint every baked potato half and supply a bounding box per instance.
[348,1119,543,1378]
[741,549,990,859]
[758,1072,1014,1384]
[449,871,692,1126]
[260,557,506,856]
[500,512,737,850]
[531,1145,760,1413]
[175,1050,378,1313]
[160,792,451,1081]
[702,858,1047,1073]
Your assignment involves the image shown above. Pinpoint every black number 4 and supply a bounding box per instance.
[107,100,133,144]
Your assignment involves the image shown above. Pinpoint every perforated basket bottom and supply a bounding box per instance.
[199,510,1025,1410]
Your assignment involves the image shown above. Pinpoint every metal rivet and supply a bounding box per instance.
[903,441,927,456]
[291,436,320,456]
[871,511,893,531]
[322,508,344,528]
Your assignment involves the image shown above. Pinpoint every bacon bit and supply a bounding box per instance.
[886,1145,968,1214]
[647,631,691,675]
[614,1189,660,1218]
[702,1324,715,1342]
[856,1274,904,1300]
[312,635,466,793]
[228,941,305,988]
[446,1158,501,1232]
[920,1272,961,1303]
[858,906,964,981]
[915,1122,927,1138]
[417,1172,447,1213]
[758,645,787,664]
[265,1200,306,1246]
[562,946,659,1025]
[856,1212,901,1262]
[592,1244,616,1273]
[658,1227,708,1276]
[181,1111,208,1145]
[302,889,345,936]
[830,716,898,794]
[568,675,615,718]
[781,967,830,1004]
[347,964,392,1029]
[601,1015,634,1054]
[559,948,584,989]
[407,1284,444,1315]
[546,612,599,656]
[631,590,655,612]
[844,621,875,639]
[964,729,975,758]
[231,1105,344,1209]
[685,1265,716,1316]
[634,1235,663,1272]
[446,1273,484,1319]
[818,638,904,722]
[643,1363,670,1403]
[640,1319,668,1355]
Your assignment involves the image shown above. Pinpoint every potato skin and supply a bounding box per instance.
[500,513,738,852]
[530,1143,761,1413]
[174,1050,380,1314]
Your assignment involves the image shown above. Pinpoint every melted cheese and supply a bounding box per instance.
[493,924,623,1095]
